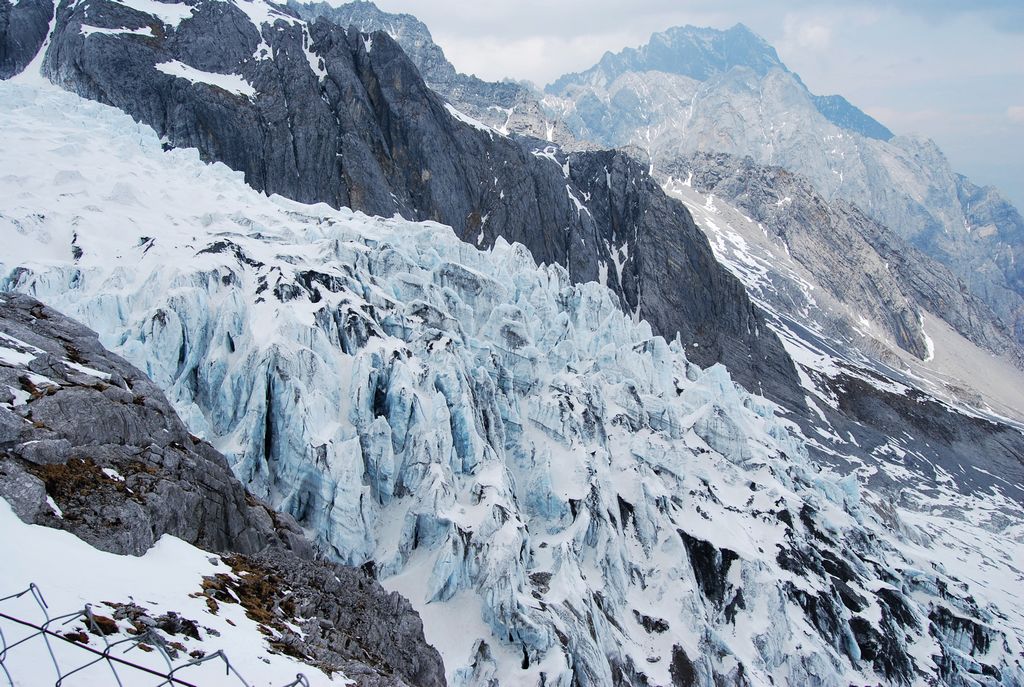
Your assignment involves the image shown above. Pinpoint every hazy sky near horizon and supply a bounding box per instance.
[369,0,1024,209]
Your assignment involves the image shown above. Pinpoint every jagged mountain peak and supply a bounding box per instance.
[543,15,1024,342]
[292,0,448,66]
[547,19,891,143]
[548,22,786,92]
[654,21,781,65]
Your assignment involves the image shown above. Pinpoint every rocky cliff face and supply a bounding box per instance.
[0,0,52,77]
[0,291,446,687]
[659,155,1024,496]
[3,78,1024,686]
[667,151,1023,369]
[6,0,803,412]
[955,174,1024,341]
[545,24,1024,346]
[288,0,575,144]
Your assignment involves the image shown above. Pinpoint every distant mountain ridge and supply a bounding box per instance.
[664,151,1024,402]
[547,23,893,142]
[546,23,1024,345]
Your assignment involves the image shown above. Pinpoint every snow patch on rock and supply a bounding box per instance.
[155,60,256,99]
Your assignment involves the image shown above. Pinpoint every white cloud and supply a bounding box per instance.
[434,31,643,85]
[783,15,833,51]
[1008,106,1024,123]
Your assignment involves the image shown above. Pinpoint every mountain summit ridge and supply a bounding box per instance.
[548,21,892,143]
[549,23,785,91]
[545,20,1024,348]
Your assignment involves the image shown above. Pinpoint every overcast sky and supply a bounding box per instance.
[368,0,1024,210]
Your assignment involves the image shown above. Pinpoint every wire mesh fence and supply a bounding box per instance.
[0,584,311,686]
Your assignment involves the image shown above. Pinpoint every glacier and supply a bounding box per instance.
[2,78,1024,686]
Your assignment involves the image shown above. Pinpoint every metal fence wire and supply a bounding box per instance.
[0,584,311,686]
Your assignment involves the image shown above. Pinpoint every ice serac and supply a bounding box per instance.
[546,23,1024,346]
[19,0,804,412]
[2,81,1023,686]
[0,292,446,687]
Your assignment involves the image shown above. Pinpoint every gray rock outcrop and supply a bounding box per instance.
[289,0,576,144]
[671,151,1024,367]
[0,0,52,78]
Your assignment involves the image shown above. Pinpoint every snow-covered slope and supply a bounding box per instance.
[3,78,1023,686]
[0,500,341,686]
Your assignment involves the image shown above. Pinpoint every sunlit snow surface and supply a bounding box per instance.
[0,500,347,685]
[2,80,1023,685]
